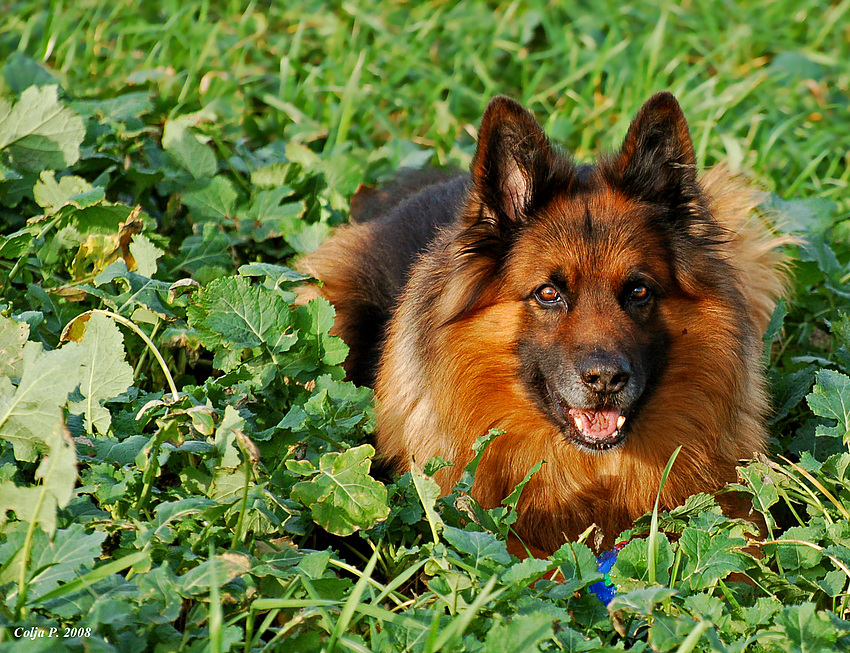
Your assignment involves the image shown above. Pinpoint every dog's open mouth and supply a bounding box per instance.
[567,407,626,449]
[549,387,628,451]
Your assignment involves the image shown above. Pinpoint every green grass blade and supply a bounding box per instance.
[326,546,380,653]
[648,445,682,585]
[32,549,150,604]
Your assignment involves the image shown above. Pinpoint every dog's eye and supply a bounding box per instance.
[534,285,562,305]
[629,283,652,303]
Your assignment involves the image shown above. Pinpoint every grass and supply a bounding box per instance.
[0,0,849,651]
[6,1,848,196]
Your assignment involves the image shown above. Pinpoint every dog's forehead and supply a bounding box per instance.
[511,188,672,283]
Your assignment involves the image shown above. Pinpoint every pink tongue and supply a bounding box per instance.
[568,408,621,440]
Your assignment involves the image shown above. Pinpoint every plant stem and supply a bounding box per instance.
[90,309,180,402]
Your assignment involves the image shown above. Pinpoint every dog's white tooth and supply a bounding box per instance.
[616,415,626,429]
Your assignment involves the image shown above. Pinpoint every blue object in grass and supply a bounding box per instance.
[588,543,625,605]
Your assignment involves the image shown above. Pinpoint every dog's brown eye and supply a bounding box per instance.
[630,283,651,303]
[534,285,561,305]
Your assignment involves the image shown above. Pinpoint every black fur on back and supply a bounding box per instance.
[336,173,469,386]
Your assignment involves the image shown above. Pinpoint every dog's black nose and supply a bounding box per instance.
[579,353,631,394]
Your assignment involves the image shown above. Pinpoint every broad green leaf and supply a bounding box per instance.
[769,365,816,425]
[501,557,551,586]
[834,312,850,349]
[214,405,245,469]
[61,203,141,239]
[0,85,85,171]
[768,51,824,81]
[763,299,788,361]
[768,526,824,570]
[733,461,780,516]
[284,459,316,476]
[177,553,251,598]
[162,115,217,180]
[609,534,674,591]
[174,223,233,275]
[799,234,842,276]
[0,160,22,182]
[288,375,373,440]
[821,452,850,483]
[135,564,182,623]
[0,314,29,378]
[0,340,82,462]
[0,523,105,604]
[129,234,164,277]
[806,369,850,441]
[817,569,845,597]
[0,422,78,533]
[291,444,389,536]
[677,523,749,591]
[27,524,108,601]
[72,91,153,123]
[500,460,543,532]
[193,275,295,353]
[67,313,134,435]
[0,229,32,259]
[182,175,239,222]
[287,221,332,254]
[742,597,782,633]
[484,613,554,653]
[33,171,104,215]
[823,544,850,569]
[649,614,703,652]
[554,627,609,653]
[453,429,502,494]
[763,299,788,344]
[93,434,151,466]
[411,465,444,541]
[1,52,58,93]
[294,293,335,338]
[238,262,310,285]
[762,194,837,234]
[683,593,725,622]
[152,498,218,531]
[236,188,304,241]
[549,541,602,595]
[250,164,290,188]
[772,602,844,651]
[292,297,348,367]
[442,526,512,566]
[0,159,23,182]
[297,550,332,579]
[607,586,677,615]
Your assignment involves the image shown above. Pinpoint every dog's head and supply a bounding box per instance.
[447,93,734,452]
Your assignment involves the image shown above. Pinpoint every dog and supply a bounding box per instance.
[298,92,790,556]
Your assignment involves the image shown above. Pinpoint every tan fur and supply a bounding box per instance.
[701,166,795,332]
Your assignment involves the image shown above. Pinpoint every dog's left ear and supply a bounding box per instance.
[470,96,555,227]
[609,92,701,206]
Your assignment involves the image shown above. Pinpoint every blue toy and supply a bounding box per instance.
[587,542,626,605]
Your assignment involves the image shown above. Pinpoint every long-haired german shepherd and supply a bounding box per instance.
[299,92,790,555]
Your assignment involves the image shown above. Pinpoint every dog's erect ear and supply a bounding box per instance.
[469,96,553,226]
[442,97,557,325]
[609,92,700,206]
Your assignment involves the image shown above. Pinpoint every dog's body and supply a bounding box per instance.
[299,93,790,554]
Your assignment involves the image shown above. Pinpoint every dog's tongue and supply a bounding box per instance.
[568,408,622,440]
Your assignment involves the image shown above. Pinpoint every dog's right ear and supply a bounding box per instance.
[469,96,554,228]
[442,98,557,325]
